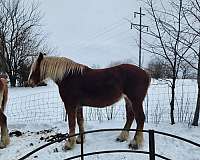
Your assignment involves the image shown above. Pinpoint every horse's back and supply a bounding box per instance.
[83,63,150,92]
[99,64,149,86]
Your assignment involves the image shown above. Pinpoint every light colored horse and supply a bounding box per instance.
[0,77,10,148]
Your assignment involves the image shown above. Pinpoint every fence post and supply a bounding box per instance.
[149,130,155,160]
[80,133,84,160]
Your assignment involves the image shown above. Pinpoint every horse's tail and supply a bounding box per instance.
[143,69,151,97]
[146,70,151,88]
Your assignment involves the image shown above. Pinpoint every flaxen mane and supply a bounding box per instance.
[36,56,86,82]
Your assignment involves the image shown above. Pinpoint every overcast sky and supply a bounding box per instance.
[39,0,147,67]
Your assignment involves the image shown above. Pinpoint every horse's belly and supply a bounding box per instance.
[82,94,122,107]
[80,78,123,107]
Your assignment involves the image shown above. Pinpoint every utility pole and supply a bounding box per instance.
[131,7,148,68]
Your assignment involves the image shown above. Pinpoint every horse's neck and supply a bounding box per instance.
[53,66,91,84]
[44,72,60,83]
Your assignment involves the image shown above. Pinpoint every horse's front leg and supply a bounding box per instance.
[76,106,85,144]
[64,107,77,150]
[0,111,10,149]
[116,96,134,142]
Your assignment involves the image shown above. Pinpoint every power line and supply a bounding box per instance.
[68,23,129,54]
[131,7,148,68]
[67,20,125,49]
[70,29,131,54]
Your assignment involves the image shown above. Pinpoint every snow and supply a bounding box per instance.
[0,80,200,160]
[1,120,200,160]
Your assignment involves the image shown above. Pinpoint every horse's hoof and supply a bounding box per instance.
[63,143,73,151]
[76,135,85,144]
[76,139,84,144]
[0,142,6,149]
[63,140,75,150]
[62,145,72,151]
[116,131,129,142]
[116,137,125,142]
[0,136,10,149]
[128,143,139,150]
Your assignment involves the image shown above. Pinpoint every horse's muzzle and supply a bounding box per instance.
[28,79,35,88]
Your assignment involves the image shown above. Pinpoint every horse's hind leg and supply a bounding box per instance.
[129,102,145,149]
[116,96,134,142]
[0,111,10,149]
[76,106,85,144]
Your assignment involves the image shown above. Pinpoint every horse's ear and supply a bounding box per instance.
[38,52,44,62]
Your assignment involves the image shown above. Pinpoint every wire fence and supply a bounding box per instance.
[5,79,198,124]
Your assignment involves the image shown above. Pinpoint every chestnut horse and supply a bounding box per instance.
[0,77,9,148]
[28,53,150,150]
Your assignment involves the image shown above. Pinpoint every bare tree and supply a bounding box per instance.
[0,0,46,86]
[179,0,200,125]
[180,61,196,79]
[108,58,134,67]
[0,32,9,73]
[139,0,198,124]
[148,57,173,79]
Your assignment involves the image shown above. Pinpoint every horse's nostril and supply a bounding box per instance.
[28,80,34,87]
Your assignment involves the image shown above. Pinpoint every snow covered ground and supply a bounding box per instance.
[1,120,200,160]
[0,79,199,160]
